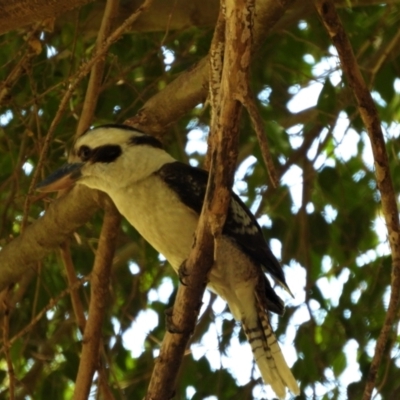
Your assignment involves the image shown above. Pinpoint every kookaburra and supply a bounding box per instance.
[37,124,300,399]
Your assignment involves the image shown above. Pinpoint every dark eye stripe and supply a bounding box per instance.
[91,145,122,163]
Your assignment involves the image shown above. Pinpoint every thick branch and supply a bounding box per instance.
[0,0,397,36]
[0,186,100,292]
[125,57,209,134]
[0,0,94,35]
[0,0,219,36]
[73,201,121,400]
[145,0,254,398]
[314,1,400,399]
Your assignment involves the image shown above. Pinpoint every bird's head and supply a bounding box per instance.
[37,124,174,193]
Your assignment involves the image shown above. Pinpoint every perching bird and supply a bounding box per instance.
[37,124,299,399]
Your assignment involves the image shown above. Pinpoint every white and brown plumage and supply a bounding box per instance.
[38,124,300,399]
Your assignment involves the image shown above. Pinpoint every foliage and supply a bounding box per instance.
[0,1,400,399]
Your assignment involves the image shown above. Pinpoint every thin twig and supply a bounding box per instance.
[76,0,121,137]
[241,94,279,187]
[0,28,42,106]
[60,242,87,333]
[159,0,179,47]
[368,26,400,87]
[314,2,400,399]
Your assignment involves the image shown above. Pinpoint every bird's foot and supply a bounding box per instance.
[165,307,185,334]
[178,261,189,286]
[164,307,195,335]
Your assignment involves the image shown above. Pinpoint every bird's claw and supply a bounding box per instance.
[178,261,189,286]
[165,307,188,334]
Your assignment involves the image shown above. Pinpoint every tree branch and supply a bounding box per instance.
[76,0,121,137]
[0,186,100,292]
[0,0,397,36]
[314,2,400,399]
[0,0,95,35]
[73,201,121,400]
[241,94,279,188]
[145,0,256,398]
[60,242,87,333]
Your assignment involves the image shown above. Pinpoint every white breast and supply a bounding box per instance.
[109,175,199,271]
[104,173,261,323]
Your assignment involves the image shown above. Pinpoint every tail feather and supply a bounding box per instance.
[243,322,286,399]
[257,304,300,396]
[242,296,300,399]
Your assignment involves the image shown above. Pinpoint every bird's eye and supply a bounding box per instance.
[78,145,92,162]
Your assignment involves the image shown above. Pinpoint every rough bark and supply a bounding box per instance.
[144,0,254,396]
[0,0,394,36]
[0,0,95,35]
[0,0,218,36]
[73,201,120,400]
[0,186,100,292]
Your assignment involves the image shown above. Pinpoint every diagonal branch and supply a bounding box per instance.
[145,0,257,398]
[0,185,100,292]
[314,2,400,399]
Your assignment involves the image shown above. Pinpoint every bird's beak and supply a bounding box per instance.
[36,163,84,192]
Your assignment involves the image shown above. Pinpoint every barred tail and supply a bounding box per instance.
[242,297,300,399]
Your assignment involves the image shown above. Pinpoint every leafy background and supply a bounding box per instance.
[0,1,400,399]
